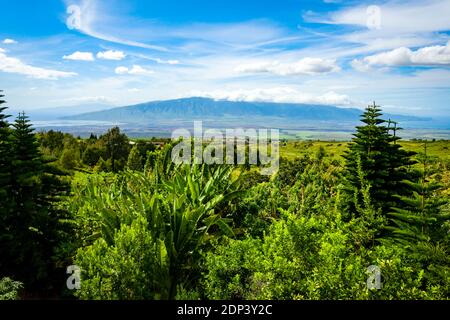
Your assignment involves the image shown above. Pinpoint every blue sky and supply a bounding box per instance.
[0,0,449,116]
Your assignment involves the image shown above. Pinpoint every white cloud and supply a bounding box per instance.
[235,57,340,76]
[63,51,95,61]
[153,58,179,65]
[65,1,168,51]
[114,66,129,74]
[307,0,450,34]
[352,41,450,70]
[302,0,450,58]
[192,87,354,106]
[3,39,17,44]
[0,51,77,80]
[97,50,126,60]
[58,96,114,104]
[115,65,154,76]
[0,48,5,53]
[128,88,141,93]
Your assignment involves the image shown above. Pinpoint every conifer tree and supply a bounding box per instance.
[385,142,450,291]
[0,91,14,273]
[0,90,12,206]
[387,142,449,244]
[343,102,416,213]
[1,112,70,287]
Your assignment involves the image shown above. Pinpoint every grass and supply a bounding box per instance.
[280,140,450,162]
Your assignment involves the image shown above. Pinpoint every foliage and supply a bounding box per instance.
[70,148,243,299]
[127,145,143,171]
[0,277,23,300]
[1,90,449,300]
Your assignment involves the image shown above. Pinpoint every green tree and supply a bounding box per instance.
[1,112,70,288]
[60,147,79,170]
[385,144,450,295]
[0,90,12,213]
[127,144,143,171]
[99,127,130,172]
[82,145,102,167]
[343,102,415,213]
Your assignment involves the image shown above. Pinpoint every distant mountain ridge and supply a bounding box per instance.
[11,103,114,121]
[62,97,426,123]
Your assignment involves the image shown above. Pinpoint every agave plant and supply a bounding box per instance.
[70,146,243,299]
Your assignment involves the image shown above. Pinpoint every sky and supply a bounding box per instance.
[0,0,449,116]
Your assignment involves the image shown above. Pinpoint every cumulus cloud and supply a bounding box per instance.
[235,58,340,76]
[63,51,95,61]
[3,39,17,44]
[0,51,77,80]
[97,50,126,60]
[352,41,450,71]
[192,87,354,106]
[115,65,154,76]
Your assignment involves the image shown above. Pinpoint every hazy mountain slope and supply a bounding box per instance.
[62,97,428,126]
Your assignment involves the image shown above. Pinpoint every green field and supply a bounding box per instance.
[280,140,450,162]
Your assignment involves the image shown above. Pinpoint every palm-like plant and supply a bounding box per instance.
[70,147,243,299]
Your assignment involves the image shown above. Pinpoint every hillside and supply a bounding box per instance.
[62,97,423,123]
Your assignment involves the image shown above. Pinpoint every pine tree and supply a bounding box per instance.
[1,112,70,288]
[0,91,14,273]
[0,90,12,206]
[385,142,450,292]
[387,142,449,244]
[127,144,143,171]
[343,102,416,213]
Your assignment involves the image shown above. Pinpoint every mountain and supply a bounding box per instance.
[62,97,425,124]
[11,103,114,121]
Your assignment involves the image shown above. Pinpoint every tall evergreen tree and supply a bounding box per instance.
[387,142,449,244]
[385,143,450,293]
[0,90,12,205]
[0,91,14,273]
[1,112,70,289]
[343,102,416,213]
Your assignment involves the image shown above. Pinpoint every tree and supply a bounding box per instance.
[0,90,12,212]
[127,145,143,171]
[0,112,70,289]
[99,127,130,172]
[343,102,416,213]
[82,145,102,167]
[385,143,450,291]
[60,147,79,170]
